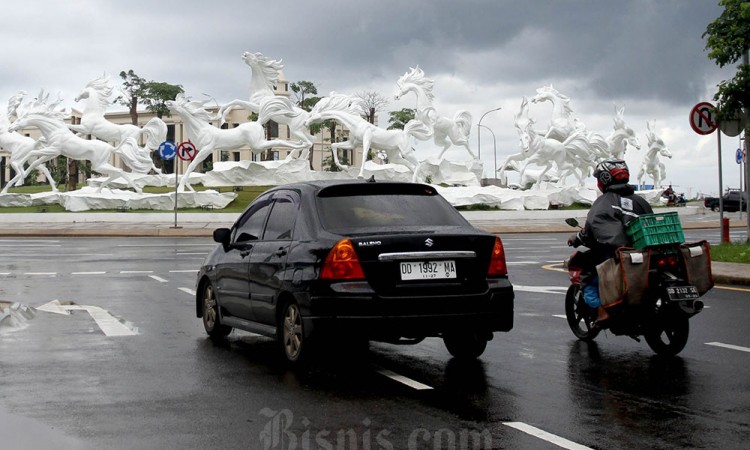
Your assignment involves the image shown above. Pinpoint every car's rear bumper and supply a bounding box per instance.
[303,284,514,339]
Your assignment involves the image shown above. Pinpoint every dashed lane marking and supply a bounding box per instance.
[71,271,107,275]
[170,270,199,273]
[149,275,169,283]
[120,270,154,274]
[376,367,433,391]
[706,342,750,353]
[513,285,568,294]
[178,287,196,296]
[503,422,592,450]
[24,272,57,276]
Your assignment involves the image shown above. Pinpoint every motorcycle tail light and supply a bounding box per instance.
[488,236,508,276]
[321,239,365,280]
[656,255,679,268]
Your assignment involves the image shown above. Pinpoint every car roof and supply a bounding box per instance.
[266,179,436,195]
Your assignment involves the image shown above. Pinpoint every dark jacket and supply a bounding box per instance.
[578,183,653,255]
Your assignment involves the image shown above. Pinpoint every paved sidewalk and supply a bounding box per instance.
[0,207,747,285]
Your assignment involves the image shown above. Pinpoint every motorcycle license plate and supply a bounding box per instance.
[400,260,457,280]
[666,286,700,301]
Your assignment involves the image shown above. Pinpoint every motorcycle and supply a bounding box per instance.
[563,218,705,356]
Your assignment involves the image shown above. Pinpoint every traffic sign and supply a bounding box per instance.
[177,141,197,161]
[738,148,744,165]
[689,102,718,135]
[158,141,176,161]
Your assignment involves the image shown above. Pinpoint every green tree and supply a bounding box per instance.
[387,108,416,130]
[704,0,750,242]
[142,81,184,118]
[117,70,147,125]
[290,81,320,111]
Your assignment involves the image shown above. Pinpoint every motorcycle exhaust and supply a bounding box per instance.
[678,299,704,316]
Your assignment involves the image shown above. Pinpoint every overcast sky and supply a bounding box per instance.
[0,0,742,196]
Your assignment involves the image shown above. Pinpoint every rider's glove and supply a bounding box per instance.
[568,233,582,247]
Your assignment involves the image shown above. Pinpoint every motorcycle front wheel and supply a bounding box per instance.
[644,309,690,356]
[565,285,600,341]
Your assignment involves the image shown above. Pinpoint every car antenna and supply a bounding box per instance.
[367,175,376,183]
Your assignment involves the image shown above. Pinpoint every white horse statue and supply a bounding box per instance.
[394,66,474,159]
[9,102,148,193]
[638,121,671,188]
[0,91,58,193]
[530,85,577,142]
[166,94,308,192]
[499,97,592,188]
[68,74,166,174]
[587,105,641,160]
[216,52,314,158]
[303,93,431,179]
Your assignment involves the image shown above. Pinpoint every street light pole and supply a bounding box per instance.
[478,124,497,180]
[477,107,502,160]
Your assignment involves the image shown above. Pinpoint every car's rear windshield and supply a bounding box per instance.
[316,184,467,233]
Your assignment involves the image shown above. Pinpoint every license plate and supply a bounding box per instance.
[666,286,700,301]
[400,260,457,280]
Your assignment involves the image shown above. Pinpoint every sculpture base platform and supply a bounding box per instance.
[0,187,236,212]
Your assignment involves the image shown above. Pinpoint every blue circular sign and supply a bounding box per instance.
[737,148,744,165]
[158,141,176,161]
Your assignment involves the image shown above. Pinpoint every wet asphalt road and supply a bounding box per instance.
[0,232,749,450]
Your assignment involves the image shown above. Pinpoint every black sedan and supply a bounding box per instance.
[195,179,514,363]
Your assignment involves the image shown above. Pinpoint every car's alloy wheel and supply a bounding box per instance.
[202,282,231,339]
[281,302,304,363]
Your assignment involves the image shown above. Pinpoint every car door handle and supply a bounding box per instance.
[274,248,287,257]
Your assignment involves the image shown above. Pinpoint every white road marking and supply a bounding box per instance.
[706,342,750,353]
[0,244,62,247]
[514,285,568,294]
[507,261,541,265]
[179,287,196,296]
[169,270,199,273]
[502,238,558,242]
[37,300,138,336]
[149,275,169,283]
[72,271,107,275]
[0,273,10,276]
[120,270,154,274]
[377,368,433,390]
[177,252,208,256]
[552,314,567,319]
[24,272,57,276]
[503,422,592,450]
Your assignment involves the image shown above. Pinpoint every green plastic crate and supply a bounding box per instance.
[626,212,685,248]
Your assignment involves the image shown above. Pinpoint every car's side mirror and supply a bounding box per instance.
[213,228,231,251]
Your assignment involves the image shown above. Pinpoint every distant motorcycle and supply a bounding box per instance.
[563,218,707,356]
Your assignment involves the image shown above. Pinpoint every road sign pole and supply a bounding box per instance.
[172,159,180,229]
[718,131,724,234]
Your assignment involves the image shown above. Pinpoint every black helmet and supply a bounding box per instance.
[594,159,629,190]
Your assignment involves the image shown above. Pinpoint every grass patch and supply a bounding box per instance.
[710,241,750,264]
[0,184,272,214]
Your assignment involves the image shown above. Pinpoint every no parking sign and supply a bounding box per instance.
[177,141,197,161]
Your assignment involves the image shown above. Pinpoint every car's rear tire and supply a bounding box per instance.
[201,282,232,339]
[279,301,306,364]
[443,331,489,359]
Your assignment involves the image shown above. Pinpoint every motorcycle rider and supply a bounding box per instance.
[568,159,653,325]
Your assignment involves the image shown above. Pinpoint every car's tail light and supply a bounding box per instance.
[487,236,508,276]
[321,239,365,280]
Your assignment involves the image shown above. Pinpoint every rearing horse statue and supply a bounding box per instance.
[638,121,672,188]
[394,66,474,160]
[216,52,314,159]
[69,74,166,174]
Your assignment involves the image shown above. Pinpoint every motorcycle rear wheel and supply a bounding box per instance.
[565,285,600,341]
[644,311,689,356]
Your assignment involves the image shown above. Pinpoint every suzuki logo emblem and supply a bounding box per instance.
[425,238,434,247]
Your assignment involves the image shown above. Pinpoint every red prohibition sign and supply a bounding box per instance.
[177,141,197,161]
[689,102,717,135]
